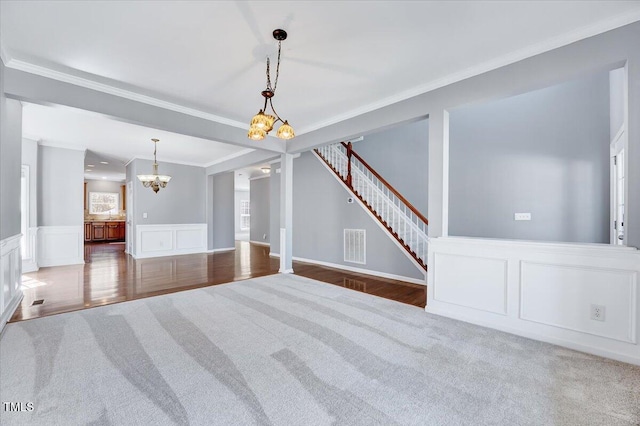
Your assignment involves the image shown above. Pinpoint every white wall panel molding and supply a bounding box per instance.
[135,224,207,259]
[520,261,636,343]
[427,237,640,365]
[1,234,23,332]
[433,253,508,315]
[22,227,39,273]
[38,226,84,267]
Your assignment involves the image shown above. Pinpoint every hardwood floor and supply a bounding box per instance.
[10,241,425,322]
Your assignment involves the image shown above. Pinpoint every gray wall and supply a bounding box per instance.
[290,151,424,280]
[209,172,234,250]
[249,177,270,244]
[449,71,610,243]
[610,67,625,141]
[0,59,23,239]
[132,159,205,224]
[234,189,249,233]
[22,138,38,228]
[353,119,429,215]
[37,145,85,227]
[85,179,124,212]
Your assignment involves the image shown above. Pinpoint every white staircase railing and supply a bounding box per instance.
[315,143,428,269]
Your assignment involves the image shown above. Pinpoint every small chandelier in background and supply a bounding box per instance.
[248,29,295,141]
[137,138,171,193]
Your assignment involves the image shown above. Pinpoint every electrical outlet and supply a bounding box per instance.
[263,234,267,240]
[514,213,531,221]
[590,304,605,321]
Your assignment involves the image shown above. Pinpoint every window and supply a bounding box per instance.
[240,200,250,230]
[89,192,120,215]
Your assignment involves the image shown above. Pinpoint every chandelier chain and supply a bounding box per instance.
[265,40,282,93]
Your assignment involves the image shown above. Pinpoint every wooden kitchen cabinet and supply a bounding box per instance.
[85,221,125,242]
[92,222,106,241]
[85,223,92,242]
[107,223,120,240]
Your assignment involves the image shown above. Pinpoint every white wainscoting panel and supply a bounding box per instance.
[22,227,38,272]
[135,224,207,259]
[427,237,640,365]
[1,234,23,332]
[521,262,636,343]
[38,226,84,267]
[433,253,507,314]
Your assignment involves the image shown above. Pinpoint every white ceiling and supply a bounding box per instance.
[22,102,252,180]
[3,1,640,139]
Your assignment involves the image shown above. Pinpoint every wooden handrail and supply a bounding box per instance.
[341,142,428,225]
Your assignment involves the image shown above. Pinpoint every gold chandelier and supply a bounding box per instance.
[136,138,171,193]
[247,29,295,141]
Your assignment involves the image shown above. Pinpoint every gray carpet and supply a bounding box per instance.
[1,274,639,425]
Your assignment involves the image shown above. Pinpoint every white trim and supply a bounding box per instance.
[135,223,208,259]
[38,226,85,267]
[126,147,257,169]
[248,174,270,181]
[37,140,87,152]
[0,45,10,66]
[295,11,640,135]
[425,304,640,367]
[21,227,39,273]
[270,253,426,286]
[249,240,270,247]
[313,150,426,274]
[1,234,24,333]
[207,247,235,253]
[6,58,249,130]
[427,236,640,365]
[204,149,256,168]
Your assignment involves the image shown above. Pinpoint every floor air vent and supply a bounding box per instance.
[31,299,44,306]
[344,229,366,264]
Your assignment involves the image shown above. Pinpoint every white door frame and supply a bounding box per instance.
[610,127,626,245]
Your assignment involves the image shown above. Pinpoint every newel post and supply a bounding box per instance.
[346,142,353,188]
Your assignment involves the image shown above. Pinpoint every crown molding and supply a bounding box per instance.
[5,59,249,130]
[296,11,640,135]
[248,174,270,181]
[22,133,42,143]
[0,49,9,67]
[203,148,255,168]
[37,139,87,152]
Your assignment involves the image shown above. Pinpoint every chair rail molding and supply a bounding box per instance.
[427,237,640,365]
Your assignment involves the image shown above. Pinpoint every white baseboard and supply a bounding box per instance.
[249,240,270,247]
[22,261,39,273]
[207,247,235,253]
[1,234,23,333]
[38,226,84,267]
[270,253,426,285]
[425,304,640,366]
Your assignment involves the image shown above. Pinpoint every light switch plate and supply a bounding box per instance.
[514,213,531,221]
[143,212,148,219]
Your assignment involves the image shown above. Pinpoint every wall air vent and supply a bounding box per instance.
[344,229,366,264]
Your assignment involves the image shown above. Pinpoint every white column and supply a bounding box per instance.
[427,109,450,238]
[279,153,294,273]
